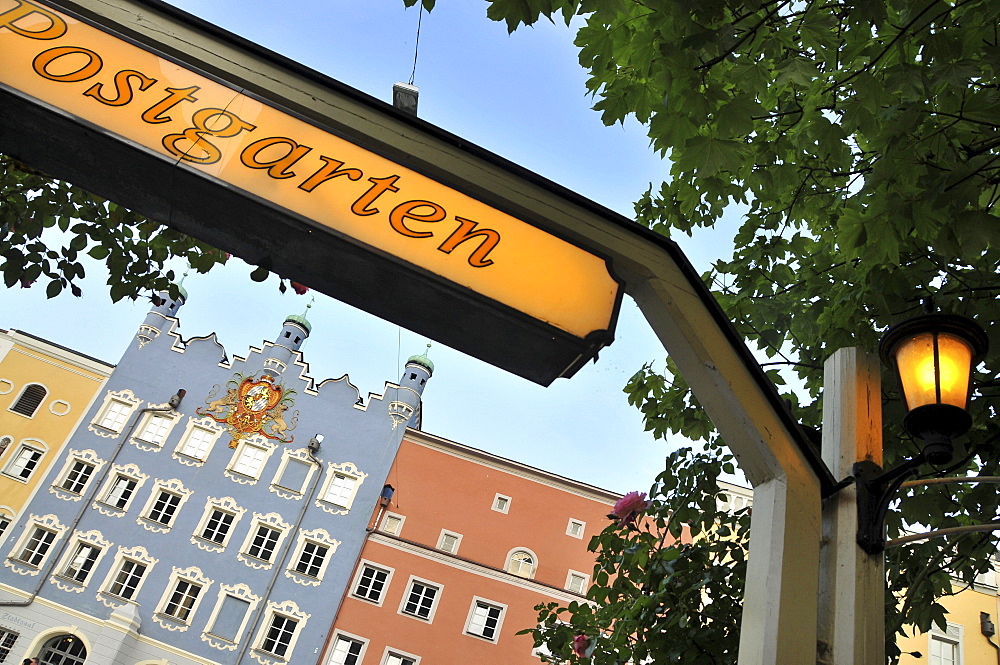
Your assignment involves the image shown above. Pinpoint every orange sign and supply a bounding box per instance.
[0,0,620,341]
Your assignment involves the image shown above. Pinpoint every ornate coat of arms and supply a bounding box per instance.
[198,373,297,448]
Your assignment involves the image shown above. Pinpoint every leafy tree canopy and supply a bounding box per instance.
[406,0,999,661]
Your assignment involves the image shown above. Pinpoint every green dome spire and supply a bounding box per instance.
[407,343,434,373]
[284,298,313,334]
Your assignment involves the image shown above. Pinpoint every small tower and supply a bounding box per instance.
[263,300,312,373]
[136,282,187,349]
[389,344,434,430]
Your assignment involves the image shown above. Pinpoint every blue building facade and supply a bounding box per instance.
[0,290,432,665]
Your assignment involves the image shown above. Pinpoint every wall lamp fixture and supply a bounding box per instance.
[855,313,988,554]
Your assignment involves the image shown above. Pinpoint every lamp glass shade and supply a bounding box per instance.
[894,331,973,411]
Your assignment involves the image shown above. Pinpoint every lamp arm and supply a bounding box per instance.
[855,454,926,555]
[901,476,1000,489]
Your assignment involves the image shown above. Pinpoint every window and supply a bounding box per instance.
[16,527,56,567]
[0,512,11,540]
[567,518,586,538]
[230,442,269,478]
[61,542,101,583]
[506,549,535,578]
[201,509,235,544]
[324,473,358,507]
[204,583,258,646]
[929,622,963,665]
[98,399,133,432]
[492,493,511,514]
[0,627,18,663]
[37,634,87,665]
[466,599,505,642]
[146,490,182,525]
[437,530,462,554]
[261,614,298,657]
[135,413,173,446]
[272,454,313,495]
[103,475,138,510]
[108,558,147,599]
[294,541,328,578]
[247,525,281,562]
[566,571,589,594]
[2,443,43,480]
[10,383,46,416]
[60,460,95,494]
[382,512,404,535]
[353,563,392,604]
[163,579,202,621]
[382,650,417,665]
[400,578,440,621]
[178,425,216,460]
[329,634,366,665]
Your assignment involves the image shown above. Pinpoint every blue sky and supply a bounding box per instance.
[2,0,740,493]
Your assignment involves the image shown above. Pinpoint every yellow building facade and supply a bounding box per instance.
[0,329,112,543]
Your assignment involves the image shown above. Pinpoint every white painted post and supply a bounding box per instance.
[817,348,884,665]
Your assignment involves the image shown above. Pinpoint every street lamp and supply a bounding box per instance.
[855,312,989,554]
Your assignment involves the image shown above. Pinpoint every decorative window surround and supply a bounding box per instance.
[201,583,261,651]
[567,518,586,539]
[89,390,141,437]
[5,514,66,576]
[94,464,148,517]
[251,599,310,664]
[381,512,405,536]
[328,631,368,665]
[50,450,105,501]
[9,383,47,418]
[269,449,316,500]
[192,497,245,553]
[436,530,462,555]
[351,561,394,606]
[98,545,157,608]
[2,440,46,482]
[136,324,160,348]
[138,479,193,533]
[285,528,339,587]
[464,597,507,643]
[398,576,442,623]
[505,548,537,579]
[172,418,224,467]
[316,462,367,515]
[52,530,111,592]
[492,493,511,514]
[238,513,290,570]
[153,566,213,631]
[0,509,13,544]
[131,411,177,452]
[226,437,277,485]
[0,379,11,395]
[566,570,590,595]
[49,400,71,416]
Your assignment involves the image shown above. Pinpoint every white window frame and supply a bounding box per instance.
[153,566,213,631]
[379,646,421,665]
[131,411,177,451]
[567,518,586,539]
[2,440,46,482]
[350,560,394,606]
[397,575,442,623]
[99,545,157,606]
[201,582,261,650]
[0,626,18,663]
[566,570,590,595]
[317,462,367,515]
[50,449,105,501]
[8,382,47,418]
[252,600,309,661]
[492,493,511,514]
[225,437,275,484]
[94,463,148,517]
[138,478,193,533]
[464,597,507,643]
[327,630,369,665]
[8,514,66,572]
[89,390,141,437]
[285,527,339,586]
[381,511,405,535]
[0,507,13,546]
[505,547,538,579]
[436,529,462,554]
[269,449,318,499]
[237,512,290,570]
[929,621,963,665]
[53,531,110,589]
[191,497,245,553]
[172,418,224,466]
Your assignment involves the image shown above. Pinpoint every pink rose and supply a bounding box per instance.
[610,491,651,526]
[291,281,309,295]
[572,634,590,658]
